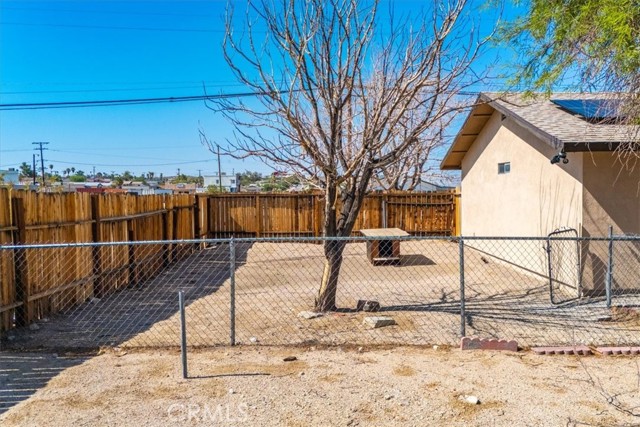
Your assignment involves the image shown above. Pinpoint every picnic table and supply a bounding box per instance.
[360,228,409,265]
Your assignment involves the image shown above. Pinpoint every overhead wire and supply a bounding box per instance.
[46,159,213,167]
[1,5,214,18]
[0,89,483,111]
[0,21,227,33]
[0,92,259,110]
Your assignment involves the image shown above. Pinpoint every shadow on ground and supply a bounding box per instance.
[0,352,91,415]
[399,254,436,266]
[3,242,252,350]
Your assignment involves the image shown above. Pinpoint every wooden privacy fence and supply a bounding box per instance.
[198,191,458,238]
[0,188,458,333]
[0,189,196,332]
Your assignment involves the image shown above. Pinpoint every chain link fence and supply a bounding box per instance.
[1,235,639,350]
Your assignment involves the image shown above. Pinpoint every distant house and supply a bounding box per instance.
[0,168,20,185]
[203,173,241,192]
[141,188,173,195]
[413,181,455,192]
[57,180,114,193]
[242,183,261,193]
[371,179,454,192]
[441,93,640,293]
[162,183,198,194]
[120,181,150,194]
[271,170,293,179]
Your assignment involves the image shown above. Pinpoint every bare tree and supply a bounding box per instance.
[369,116,453,191]
[205,0,492,311]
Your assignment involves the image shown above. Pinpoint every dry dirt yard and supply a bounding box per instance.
[1,346,639,427]
[12,239,640,351]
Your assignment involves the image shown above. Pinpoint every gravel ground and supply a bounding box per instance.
[2,346,640,426]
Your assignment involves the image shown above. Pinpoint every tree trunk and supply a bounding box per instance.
[314,171,373,312]
[314,240,346,312]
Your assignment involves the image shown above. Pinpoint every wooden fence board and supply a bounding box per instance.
[0,189,457,333]
[0,188,16,331]
[204,191,456,238]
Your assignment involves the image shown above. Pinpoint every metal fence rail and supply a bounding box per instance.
[1,235,639,350]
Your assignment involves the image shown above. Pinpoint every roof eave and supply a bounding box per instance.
[439,94,493,171]
[440,93,567,170]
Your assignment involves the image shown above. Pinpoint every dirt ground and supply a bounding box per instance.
[8,240,640,351]
[1,346,640,426]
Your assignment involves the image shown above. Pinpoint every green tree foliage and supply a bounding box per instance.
[69,174,87,182]
[239,171,262,186]
[206,185,225,194]
[173,174,202,185]
[19,162,33,178]
[503,0,640,105]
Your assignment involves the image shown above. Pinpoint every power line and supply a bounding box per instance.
[49,148,207,163]
[0,89,482,111]
[0,85,212,95]
[1,5,215,18]
[0,90,301,110]
[0,82,276,95]
[0,80,243,87]
[1,21,227,33]
[0,94,237,110]
[48,147,203,156]
[47,158,213,167]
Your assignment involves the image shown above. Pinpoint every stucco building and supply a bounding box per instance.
[0,168,20,185]
[203,173,241,193]
[441,93,640,294]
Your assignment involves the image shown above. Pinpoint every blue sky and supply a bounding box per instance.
[0,1,517,178]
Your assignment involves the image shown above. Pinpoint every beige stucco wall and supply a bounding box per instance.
[580,152,640,293]
[457,112,640,293]
[461,112,584,237]
[459,111,584,280]
[582,152,640,236]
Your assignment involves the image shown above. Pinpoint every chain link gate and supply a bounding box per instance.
[546,228,582,305]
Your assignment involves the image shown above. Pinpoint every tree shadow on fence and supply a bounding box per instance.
[4,242,252,350]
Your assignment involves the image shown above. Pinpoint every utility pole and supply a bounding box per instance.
[32,142,49,186]
[32,154,37,185]
[217,144,223,192]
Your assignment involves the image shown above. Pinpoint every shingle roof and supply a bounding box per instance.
[485,92,638,145]
[440,92,640,170]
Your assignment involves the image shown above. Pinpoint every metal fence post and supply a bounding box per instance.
[459,238,466,337]
[178,290,188,379]
[606,225,613,309]
[229,237,236,346]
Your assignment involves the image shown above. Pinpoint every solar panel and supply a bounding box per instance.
[551,99,623,121]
